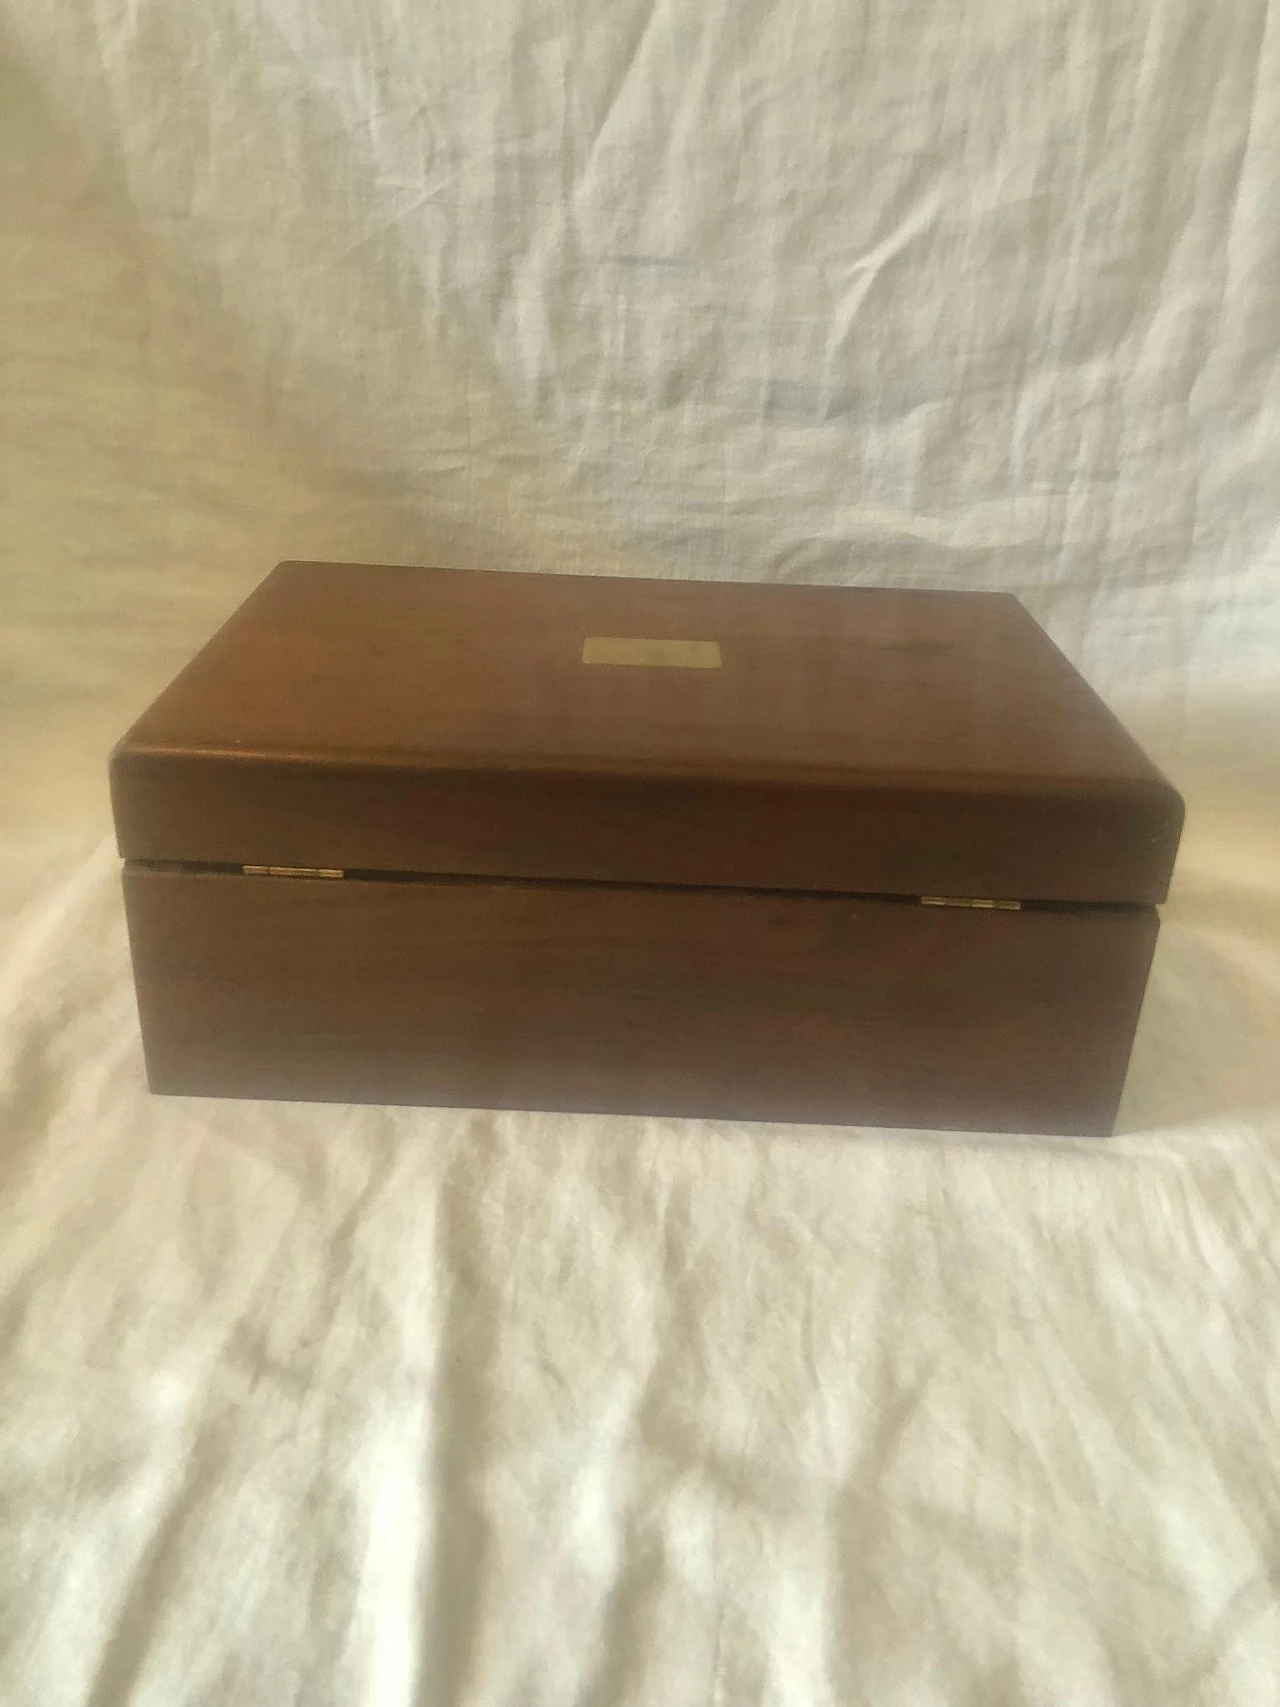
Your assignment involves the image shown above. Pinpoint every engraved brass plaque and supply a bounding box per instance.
[582,637,722,669]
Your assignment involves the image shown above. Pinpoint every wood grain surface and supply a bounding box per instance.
[123,865,1160,1135]
[111,563,1184,904]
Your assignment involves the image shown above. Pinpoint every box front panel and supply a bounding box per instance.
[122,866,1159,1135]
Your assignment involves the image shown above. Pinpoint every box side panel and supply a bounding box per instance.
[121,866,1159,1136]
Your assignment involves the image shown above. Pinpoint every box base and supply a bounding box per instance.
[122,865,1159,1136]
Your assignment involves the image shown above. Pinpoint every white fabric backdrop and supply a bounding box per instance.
[2,4,1279,1703]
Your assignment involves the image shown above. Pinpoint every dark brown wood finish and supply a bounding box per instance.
[124,864,1159,1136]
[112,563,1183,905]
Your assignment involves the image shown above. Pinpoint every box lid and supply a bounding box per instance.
[110,562,1183,904]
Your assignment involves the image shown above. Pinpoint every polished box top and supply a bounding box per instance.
[111,562,1182,903]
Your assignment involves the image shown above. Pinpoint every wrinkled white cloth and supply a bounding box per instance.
[2,5,1279,1703]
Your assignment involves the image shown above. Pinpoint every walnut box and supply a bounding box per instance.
[111,562,1183,1134]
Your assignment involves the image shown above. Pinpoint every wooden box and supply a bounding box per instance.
[111,562,1183,1135]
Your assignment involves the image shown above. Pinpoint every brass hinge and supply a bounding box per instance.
[920,895,1021,911]
[243,864,345,880]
